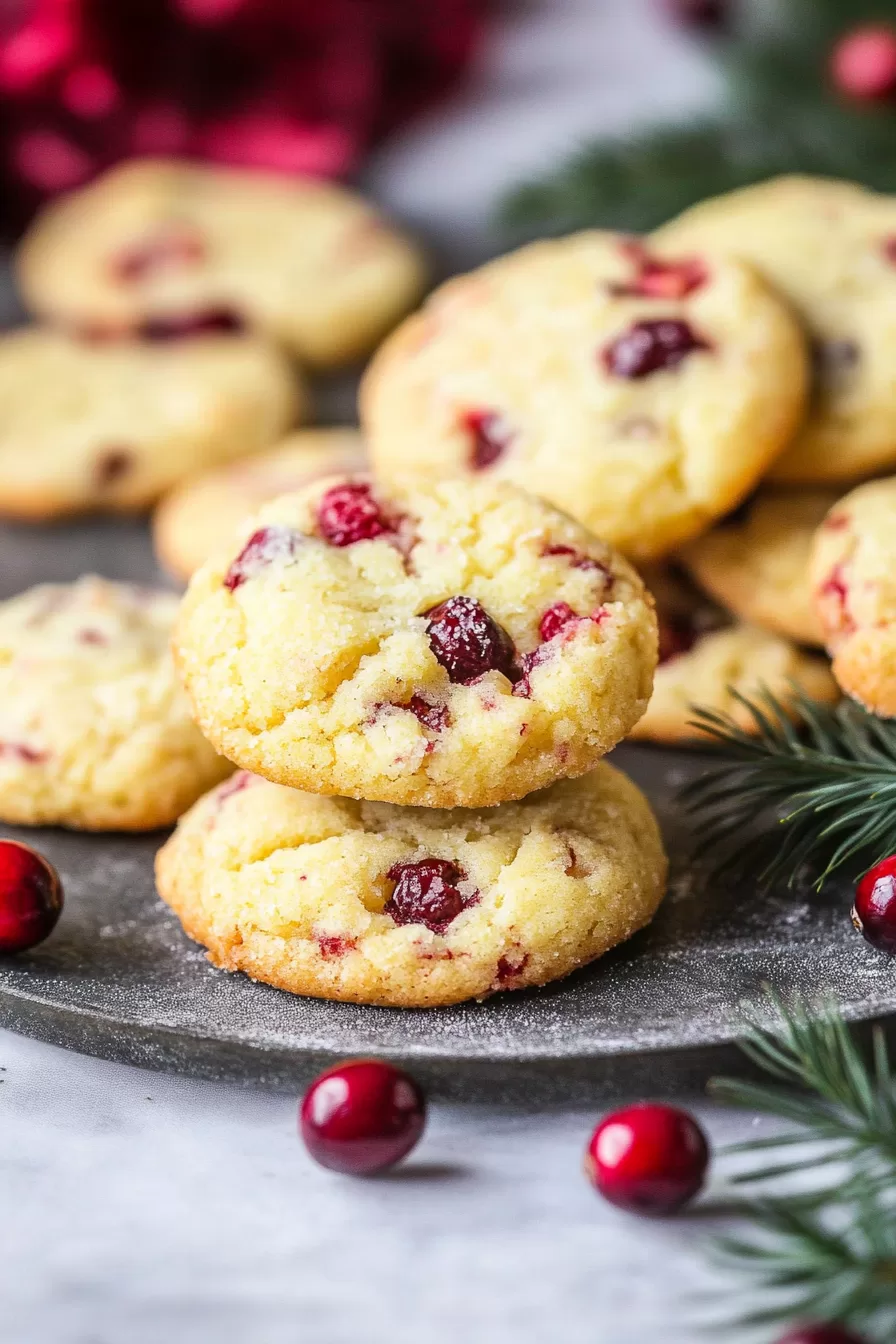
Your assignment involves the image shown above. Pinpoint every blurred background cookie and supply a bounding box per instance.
[0,326,300,519]
[16,159,427,368]
[680,488,837,648]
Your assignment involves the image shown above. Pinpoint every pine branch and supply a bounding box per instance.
[678,687,896,890]
[707,995,896,1340]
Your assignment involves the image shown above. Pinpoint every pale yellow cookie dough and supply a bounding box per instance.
[0,327,300,519]
[681,489,837,647]
[361,229,808,560]
[173,476,658,808]
[153,427,365,582]
[155,763,668,1008]
[0,577,230,829]
[810,476,896,716]
[657,175,896,483]
[17,158,426,367]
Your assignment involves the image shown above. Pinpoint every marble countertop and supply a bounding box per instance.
[1,4,799,1340]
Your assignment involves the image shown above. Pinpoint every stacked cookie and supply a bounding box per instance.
[156,476,668,1006]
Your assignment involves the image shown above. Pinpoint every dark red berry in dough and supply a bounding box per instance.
[224,525,302,590]
[658,615,698,664]
[385,858,478,934]
[585,1102,709,1215]
[602,319,710,379]
[425,596,517,684]
[317,482,392,547]
[462,409,513,470]
[539,602,578,642]
[139,307,244,340]
[0,841,64,954]
[300,1059,426,1175]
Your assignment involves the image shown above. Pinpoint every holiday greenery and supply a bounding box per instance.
[679,688,896,893]
[709,995,896,1341]
[501,0,896,241]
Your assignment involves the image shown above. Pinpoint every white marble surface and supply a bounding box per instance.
[2,5,777,1342]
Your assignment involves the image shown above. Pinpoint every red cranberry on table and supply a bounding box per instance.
[602,319,710,379]
[317,481,392,547]
[0,840,63,953]
[852,856,896,954]
[300,1059,426,1175]
[426,596,518,685]
[585,1102,709,1214]
[775,1326,868,1344]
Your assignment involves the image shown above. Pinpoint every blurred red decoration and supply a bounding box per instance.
[0,0,485,234]
[662,0,728,30]
[830,24,896,103]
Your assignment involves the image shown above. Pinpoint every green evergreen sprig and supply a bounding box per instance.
[708,996,896,1339]
[499,0,896,242]
[679,688,896,890]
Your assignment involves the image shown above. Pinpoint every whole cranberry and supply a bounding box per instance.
[775,1326,868,1344]
[0,840,63,953]
[852,856,896,954]
[224,525,302,590]
[385,858,478,934]
[585,1102,709,1215]
[602,319,710,379]
[462,409,513,470]
[317,482,392,547]
[831,24,896,102]
[425,595,517,684]
[300,1059,426,1175]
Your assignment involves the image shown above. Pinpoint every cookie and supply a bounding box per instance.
[173,475,658,808]
[153,428,366,582]
[629,568,838,743]
[155,762,668,1008]
[0,327,300,519]
[0,577,230,830]
[681,489,837,647]
[360,230,808,560]
[17,158,426,368]
[809,477,896,716]
[656,175,896,483]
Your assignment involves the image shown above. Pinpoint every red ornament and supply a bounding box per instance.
[775,1326,868,1344]
[585,1102,709,1214]
[300,1059,426,1175]
[0,840,64,953]
[0,0,486,235]
[852,856,896,954]
[831,25,896,102]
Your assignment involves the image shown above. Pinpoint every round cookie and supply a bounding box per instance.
[630,568,838,743]
[155,762,668,1008]
[656,175,896,484]
[809,477,896,716]
[0,576,230,830]
[681,489,838,647]
[173,475,658,808]
[0,327,300,519]
[17,158,426,368]
[360,230,808,560]
[153,428,365,582]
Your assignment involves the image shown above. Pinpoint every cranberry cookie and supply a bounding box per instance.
[810,477,896,716]
[0,327,299,519]
[17,158,426,368]
[657,176,896,483]
[630,569,838,743]
[0,577,230,830]
[681,489,837,647]
[153,427,365,582]
[173,476,657,808]
[361,231,807,560]
[155,762,667,1008]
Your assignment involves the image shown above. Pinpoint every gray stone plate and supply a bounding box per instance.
[0,514,894,1101]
